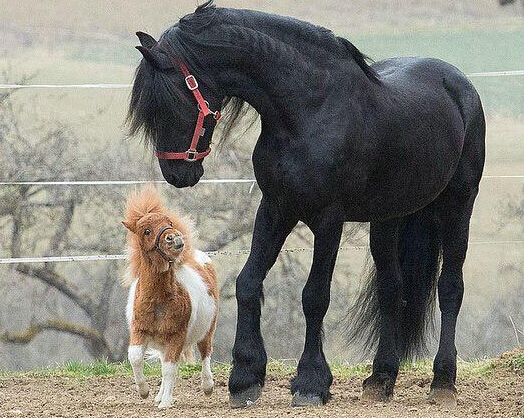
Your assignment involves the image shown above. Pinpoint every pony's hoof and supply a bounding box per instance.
[291,392,323,407]
[154,390,163,404]
[137,383,150,399]
[428,387,457,409]
[201,378,214,396]
[229,384,262,408]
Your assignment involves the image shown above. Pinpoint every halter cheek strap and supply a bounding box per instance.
[153,225,174,263]
[155,58,221,162]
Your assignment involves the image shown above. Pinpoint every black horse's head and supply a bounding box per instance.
[127,30,224,188]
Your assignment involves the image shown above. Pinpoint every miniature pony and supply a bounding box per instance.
[122,186,218,409]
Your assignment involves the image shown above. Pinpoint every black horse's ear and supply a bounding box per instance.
[136,31,157,48]
[135,46,173,70]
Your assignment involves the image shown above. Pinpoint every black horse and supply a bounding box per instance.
[127,1,485,408]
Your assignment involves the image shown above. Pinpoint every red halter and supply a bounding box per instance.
[155,59,221,162]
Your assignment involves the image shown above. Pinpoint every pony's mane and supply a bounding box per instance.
[122,186,195,286]
[127,0,379,148]
[124,186,166,227]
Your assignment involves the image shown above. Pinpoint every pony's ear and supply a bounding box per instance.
[136,31,157,49]
[122,220,137,233]
[135,46,173,70]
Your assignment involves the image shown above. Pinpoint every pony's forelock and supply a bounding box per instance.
[124,185,165,228]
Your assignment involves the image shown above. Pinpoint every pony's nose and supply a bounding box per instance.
[166,234,184,250]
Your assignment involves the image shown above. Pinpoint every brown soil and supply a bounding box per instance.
[1,366,523,418]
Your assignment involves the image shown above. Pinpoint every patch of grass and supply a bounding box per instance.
[1,354,520,380]
[500,348,524,374]
[331,362,371,378]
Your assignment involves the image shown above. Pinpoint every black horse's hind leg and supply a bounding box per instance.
[362,219,402,402]
[429,188,478,407]
[291,206,344,406]
[229,197,298,408]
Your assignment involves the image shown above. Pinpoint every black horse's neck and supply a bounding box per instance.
[165,6,378,131]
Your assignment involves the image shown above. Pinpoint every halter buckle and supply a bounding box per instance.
[185,75,198,91]
[185,150,197,162]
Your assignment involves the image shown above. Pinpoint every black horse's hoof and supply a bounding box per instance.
[291,392,323,407]
[361,373,395,402]
[229,384,262,408]
[428,387,457,409]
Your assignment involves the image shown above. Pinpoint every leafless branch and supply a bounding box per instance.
[15,264,95,317]
[1,319,113,359]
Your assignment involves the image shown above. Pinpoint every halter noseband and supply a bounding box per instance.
[154,55,221,163]
[153,225,175,263]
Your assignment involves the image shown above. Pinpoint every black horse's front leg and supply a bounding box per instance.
[229,197,297,408]
[291,206,344,406]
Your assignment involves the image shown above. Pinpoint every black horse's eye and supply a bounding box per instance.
[144,229,151,236]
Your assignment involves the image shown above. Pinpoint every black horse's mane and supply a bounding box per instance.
[128,0,379,147]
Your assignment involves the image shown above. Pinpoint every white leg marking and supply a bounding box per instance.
[154,355,165,404]
[158,361,177,409]
[200,356,214,396]
[128,345,149,399]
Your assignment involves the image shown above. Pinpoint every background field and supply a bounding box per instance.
[0,0,523,372]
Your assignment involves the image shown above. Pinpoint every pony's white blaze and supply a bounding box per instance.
[176,263,216,348]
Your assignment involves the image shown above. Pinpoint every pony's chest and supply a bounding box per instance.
[134,290,191,335]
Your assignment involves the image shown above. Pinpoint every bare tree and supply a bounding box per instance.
[0,80,130,360]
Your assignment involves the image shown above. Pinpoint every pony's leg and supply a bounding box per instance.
[229,197,298,408]
[362,219,402,402]
[128,343,149,399]
[154,353,165,404]
[291,207,344,406]
[182,346,195,363]
[429,190,477,407]
[198,317,217,395]
[158,342,183,409]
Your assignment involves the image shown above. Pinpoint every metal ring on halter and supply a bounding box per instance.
[197,100,210,113]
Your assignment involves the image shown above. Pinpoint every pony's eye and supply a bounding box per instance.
[144,229,151,236]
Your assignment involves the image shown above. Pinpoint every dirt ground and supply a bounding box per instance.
[1,366,522,418]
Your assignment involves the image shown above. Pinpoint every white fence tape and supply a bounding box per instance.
[467,70,524,78]
[1,241,523,264]
[0,179,256,186]
[0,70,523,90]
[0,175,523,186]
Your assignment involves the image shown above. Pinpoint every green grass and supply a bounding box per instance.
[502,351,524,373]
[1,355,515,380]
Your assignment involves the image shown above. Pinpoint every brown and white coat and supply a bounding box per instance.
[122,187,218,409]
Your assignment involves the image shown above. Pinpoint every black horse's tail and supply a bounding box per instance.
[347,205,442,360]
